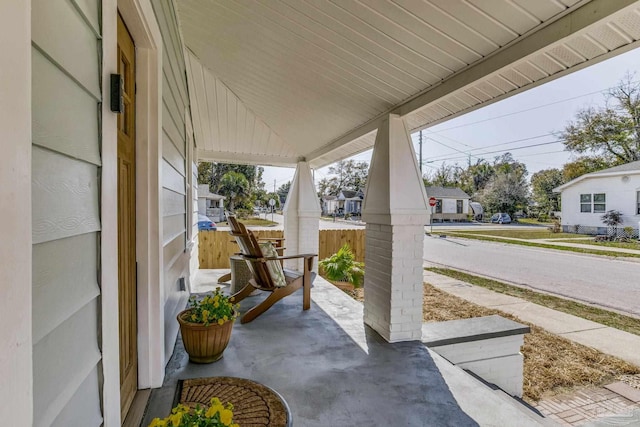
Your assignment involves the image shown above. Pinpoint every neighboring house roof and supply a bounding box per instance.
[322,195,337,201]
[338,189,364,199]
[553,160,640,192]
[425,186,470,199]
[197,184,225,200]
[201,194,225,201]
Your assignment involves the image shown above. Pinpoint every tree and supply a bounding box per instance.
[474,154,528,217]
[601,210,623,227]
[197,162,213,186]
[218,171,249,212]
[560,74,640,165]
[562,156,612,182]
[277,181,291,205]
[530,168,564,215]
[317,160,369,196]
[454,159,494,197]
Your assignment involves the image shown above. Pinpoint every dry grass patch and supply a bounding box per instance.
[347,285,639,403]
[427,267,640,336]
[422,283,639,402]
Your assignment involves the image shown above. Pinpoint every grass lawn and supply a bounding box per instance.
[515,218,553,226]
[553,239,640,250]
[349,285,639,402]
[426,267,640,336]
[450,229,582,240]
[217,217,278,227]
[444,232,640,259]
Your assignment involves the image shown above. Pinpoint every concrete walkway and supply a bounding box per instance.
[423,269,640,367]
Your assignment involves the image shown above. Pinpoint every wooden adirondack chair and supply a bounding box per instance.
[227,215,316,323]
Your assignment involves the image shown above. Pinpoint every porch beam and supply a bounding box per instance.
[304,0,637,162]
[197,149,299,168]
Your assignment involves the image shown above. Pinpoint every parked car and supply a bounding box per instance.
[198,214,217,231]
[490,213,512,224]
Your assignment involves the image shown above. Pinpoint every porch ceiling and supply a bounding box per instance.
[177,0,640,169]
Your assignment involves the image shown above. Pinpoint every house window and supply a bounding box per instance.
[580,193,606,213]
[593,193,606,213]
[435,199,442,214]
[580,194,591,213]
[456,200,463,214]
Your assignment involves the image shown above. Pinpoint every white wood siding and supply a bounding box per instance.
[152,0,192,363]
[31,0,102,424]
[560,174,640,228]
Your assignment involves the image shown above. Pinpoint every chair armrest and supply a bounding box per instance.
[264,253,316,261]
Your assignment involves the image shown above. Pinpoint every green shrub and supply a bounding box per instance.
[318,243,364,287]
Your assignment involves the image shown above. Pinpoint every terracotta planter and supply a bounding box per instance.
[177,309,235,363]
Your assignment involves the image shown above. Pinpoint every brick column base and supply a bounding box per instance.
[363,222,424,342]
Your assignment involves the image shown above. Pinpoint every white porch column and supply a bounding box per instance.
[362,114,429,342]
[283,161,321,271]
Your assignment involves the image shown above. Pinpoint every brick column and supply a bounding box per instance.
[362,114,429,342]
[283,161,321,271]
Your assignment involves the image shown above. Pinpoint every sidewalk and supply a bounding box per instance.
[423,268,640,426]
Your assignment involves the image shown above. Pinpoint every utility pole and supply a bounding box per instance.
[419,130,423,174]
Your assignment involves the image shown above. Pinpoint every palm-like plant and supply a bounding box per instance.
[318,243,364,287]
[218,171,249,212]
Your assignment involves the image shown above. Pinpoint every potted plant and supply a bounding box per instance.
[177,288,239,363]
[148,397,238,427]
[318,243,364,291]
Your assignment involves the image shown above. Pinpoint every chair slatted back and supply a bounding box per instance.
[227,215,276,290]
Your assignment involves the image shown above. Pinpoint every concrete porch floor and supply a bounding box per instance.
[141,270,553,426]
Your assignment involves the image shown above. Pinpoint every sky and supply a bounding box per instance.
[261,46,640,191]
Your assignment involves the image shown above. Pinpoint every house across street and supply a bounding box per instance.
[554,160,640,237]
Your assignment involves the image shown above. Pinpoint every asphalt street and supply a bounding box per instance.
[424,235,640,317]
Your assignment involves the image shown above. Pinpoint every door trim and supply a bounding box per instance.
[101,1,164,425]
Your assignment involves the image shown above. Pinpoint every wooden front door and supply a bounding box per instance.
[117,14,137,419]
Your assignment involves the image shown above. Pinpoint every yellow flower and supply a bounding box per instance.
[214,301,220,308]
[223,315,229,322]
[148,418,166,427]
[168,411,183,426]
[218,318,224,325]
[219,408,233,426]
[205,399,225,418]
[190,313,197,322]
[230,424,240,427]
[202,310,209,322]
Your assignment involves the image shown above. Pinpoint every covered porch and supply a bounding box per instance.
[142,271,546,426]
[4,0,640,425]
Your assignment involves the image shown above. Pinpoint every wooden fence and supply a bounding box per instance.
[318,229,365,262]
[198,228,365,269]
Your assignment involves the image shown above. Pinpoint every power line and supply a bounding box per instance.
[427,84,623,133]
[422,132,557,162]
[425,140,565,164]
